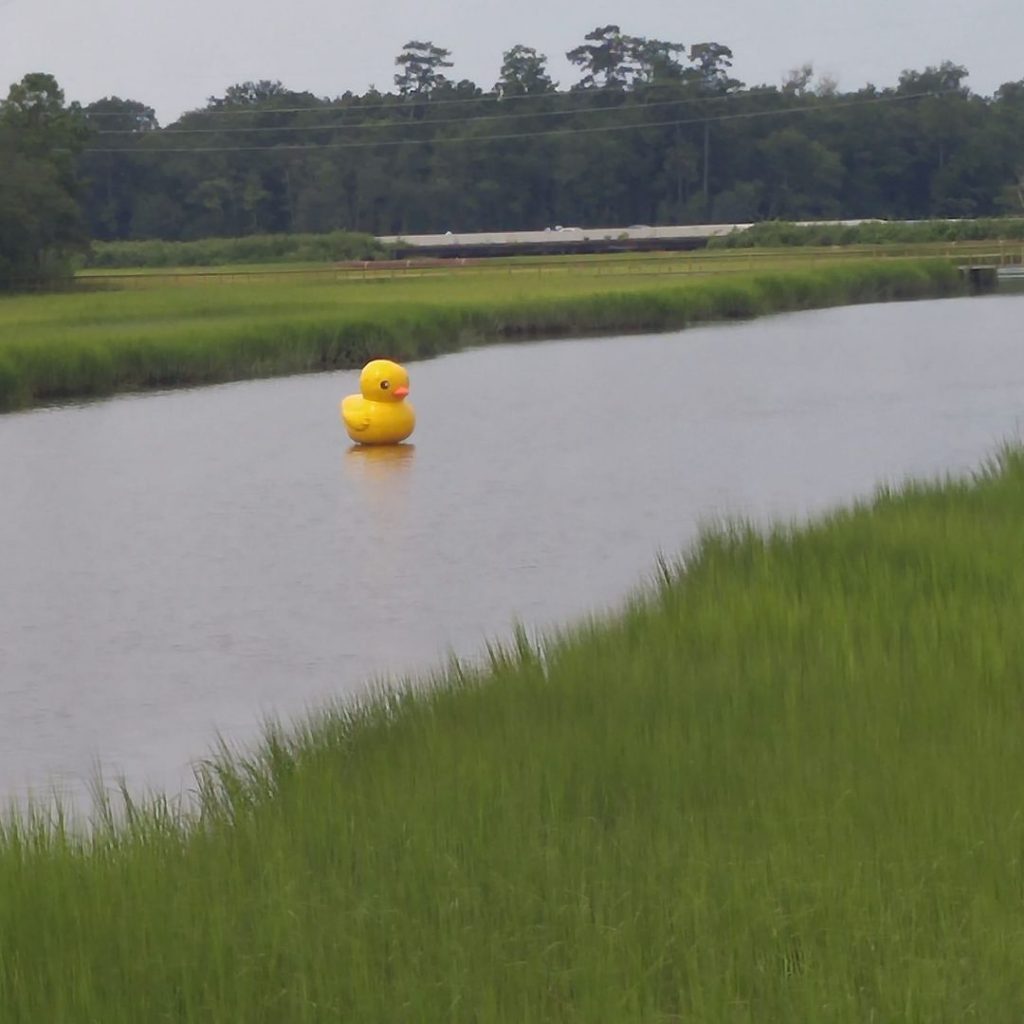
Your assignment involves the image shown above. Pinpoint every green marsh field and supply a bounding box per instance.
[4,447,1024,1021]
[3,245,1021,1020]
[0,247,976,412]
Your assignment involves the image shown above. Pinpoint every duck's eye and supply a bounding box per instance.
[380,380,390,390]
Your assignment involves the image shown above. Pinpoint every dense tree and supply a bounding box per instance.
[567,28,687,91]
[897,61,969,97]
[688,43,740,94]
[394,41,453,97]
[0,74,88,286]
[566,25,638,90]
[759,127,843,218]
[4,31,1024,278]
[990,81,1024,212]
[84,96,158,133]
[0,146,85,284]
[496,46,557,96]
[631,39,687,86]
[214,80,291,107]
[79,97,157,239]
[3,73,88,156]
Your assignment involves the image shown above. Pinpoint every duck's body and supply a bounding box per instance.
[341,393,415,445]
[340,359,416,445]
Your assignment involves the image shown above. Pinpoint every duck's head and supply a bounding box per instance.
[360,359,410,402]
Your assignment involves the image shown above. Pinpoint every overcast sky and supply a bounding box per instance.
[2,0,1021,123]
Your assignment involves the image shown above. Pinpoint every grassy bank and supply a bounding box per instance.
[82,230,387,269]
[711,216,1024,248]
[5,446,1024,1021]
[0,258,964,412]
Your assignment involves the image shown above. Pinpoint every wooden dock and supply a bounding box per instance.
[960,265,1000,292]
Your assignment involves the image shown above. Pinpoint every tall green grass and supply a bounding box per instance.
[5,446,1024,1021]
[0,258,964,411]
[83,230,387,269]
[710,217,1024,248]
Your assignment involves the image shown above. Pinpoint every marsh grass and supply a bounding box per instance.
[0,258,963,411]
[82,230,384,269]
[4,447,1024,1020]
[710,217,1024,248]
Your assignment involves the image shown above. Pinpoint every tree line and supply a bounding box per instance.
[2,25,1023,285]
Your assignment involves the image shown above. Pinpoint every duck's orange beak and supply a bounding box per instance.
[394,386,410,398]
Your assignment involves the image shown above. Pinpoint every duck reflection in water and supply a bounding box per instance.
[344,442,416,479]
[342,443,416,540]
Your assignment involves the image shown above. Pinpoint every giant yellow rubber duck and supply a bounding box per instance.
[340,359,416,445]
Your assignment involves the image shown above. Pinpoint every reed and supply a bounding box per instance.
[4,445,1024,1021]
[710,216,1024,248]
[0,258,964,412]
[82,230,386,269]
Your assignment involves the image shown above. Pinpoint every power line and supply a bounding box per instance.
[80,90,615,120]
[80,82,736,119]
[92,94,773,136]
[82,90,941,155]
[81,91,559,118]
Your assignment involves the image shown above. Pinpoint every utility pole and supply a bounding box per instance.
[702,120,710,211]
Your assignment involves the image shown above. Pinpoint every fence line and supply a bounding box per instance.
[5,241,1022,293]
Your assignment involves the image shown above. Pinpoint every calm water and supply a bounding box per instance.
[2,292,1023,805]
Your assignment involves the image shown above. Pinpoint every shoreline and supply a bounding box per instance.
[0,258,966,413]
[3,442,1024,1017]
